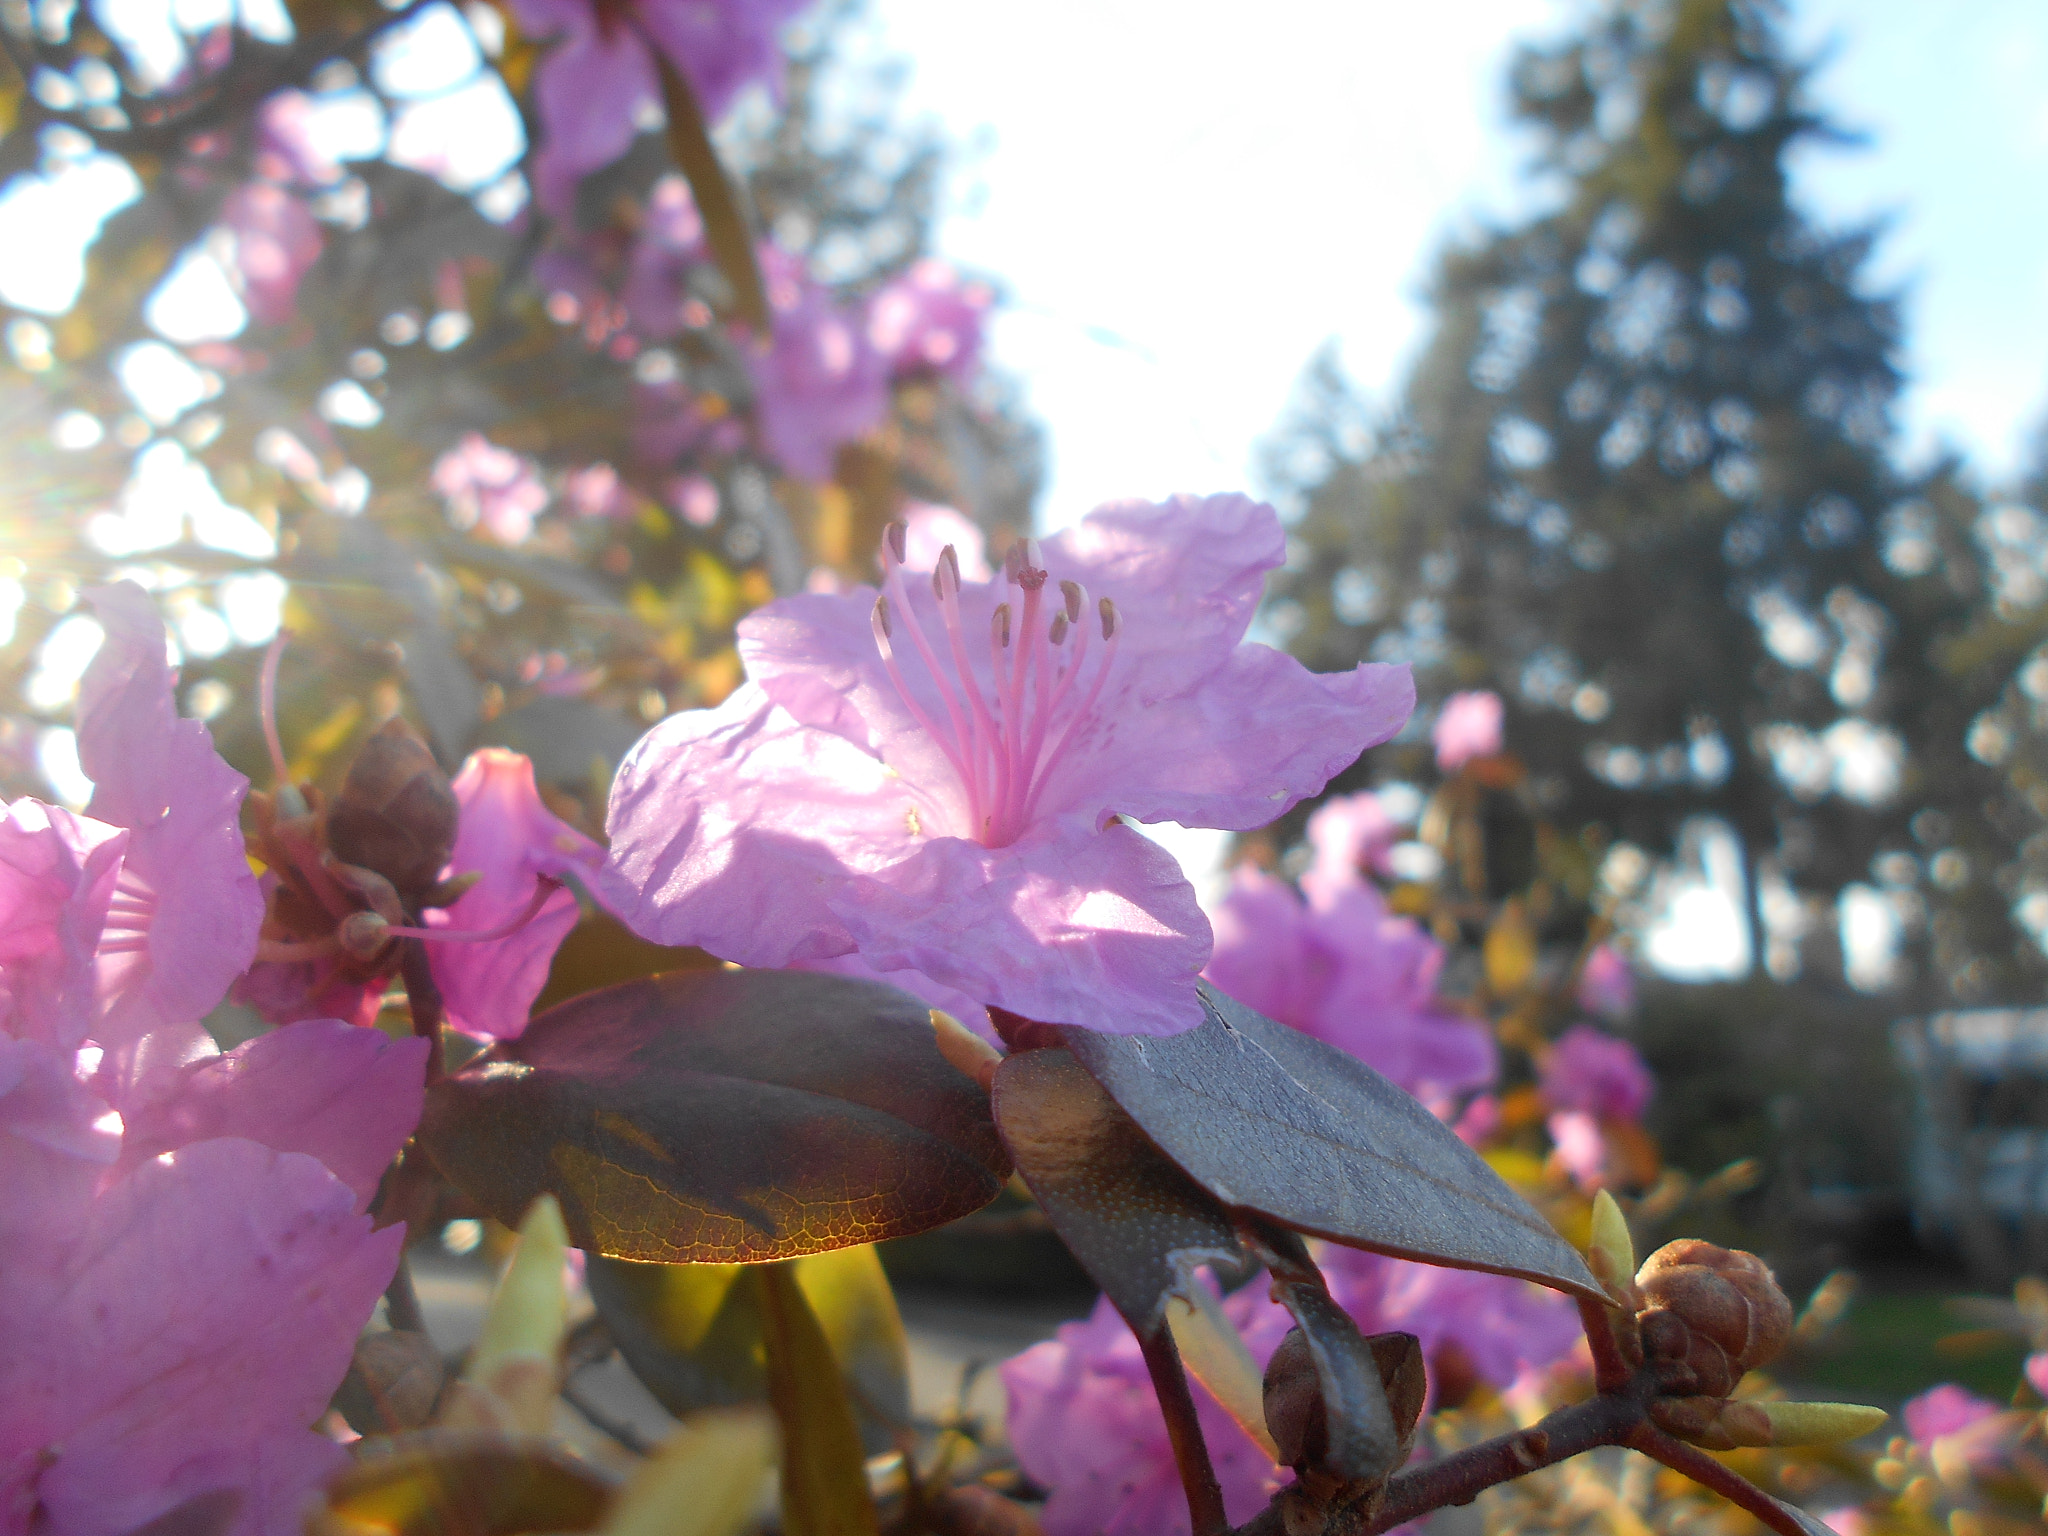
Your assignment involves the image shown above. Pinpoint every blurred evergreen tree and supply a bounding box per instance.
[1264,0,2026,1001]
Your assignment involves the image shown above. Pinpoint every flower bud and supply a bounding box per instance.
[1633,1239,1793,1398]
[327,719,459,903]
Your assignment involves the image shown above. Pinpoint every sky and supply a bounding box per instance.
[866,0,2048,533]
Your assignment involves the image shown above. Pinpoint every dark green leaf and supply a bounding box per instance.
[588,1244,910,1454]
[654,54,768,333]
[989,1046,1243,1330]
[310,1432,613,1536]
[757,1263,881,1536]
[1254,1229,1400,1485]
[1062,982,1601,1300]
[418,969,1009,1262]
[530,913,718,1016]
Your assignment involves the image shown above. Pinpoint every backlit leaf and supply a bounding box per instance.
[418,969,1010,1262]
[654,54,768,333]
[588,1244,910,1454]
[989,1045,1242,1330]
[757,1263,881,1536]
[310,1432,613,1536]
[1061,982,1601,1300]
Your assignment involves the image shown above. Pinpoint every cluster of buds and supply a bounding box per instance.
[249,717,475,1000]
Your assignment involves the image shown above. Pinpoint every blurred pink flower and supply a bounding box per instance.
[565,462,630,519]
[1541,1024,1653,1121]
[1301,790,1400,907]
[1902,1383,1999,1447]
[605,494,1413,1036]
[1433,690,1503,772]
[433,433,549,544]
[512,0,814,213]
[748,246,888,481]
[1576,942,1635,1020]
[896,501,991,583]
[427,749,607,1040]
[222,182,322,327]
[1545,1109,1608,1190]
[866,259,990,385]
[1002,1285,1292,1536]
[254,90,344,186]
[621,175,708,338]
[1205,866,1494,1103]
[76,584,264,1061]
[2027,1351,2048,1399]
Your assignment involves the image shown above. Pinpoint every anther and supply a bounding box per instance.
[1048,612,1070,646]
[1014,537,1047,592]
[872,594,893,640]
[992,602,1012,648]
[884,519,908,566]
[1099,597,1121,642]
[939,544,961,593]
[1060,579,1085,623]
[339,911,392,960]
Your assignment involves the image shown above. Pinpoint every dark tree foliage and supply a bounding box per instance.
[1263,0,2030,1001]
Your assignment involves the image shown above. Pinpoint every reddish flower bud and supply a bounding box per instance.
[327,719,459,904]
[1633,1239,1793,1399]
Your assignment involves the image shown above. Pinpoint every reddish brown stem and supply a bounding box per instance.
[1577,1294,1633,1393]
[397,938,445,1081]
[1137,1320,1230,1536]
[1627,1425,1823,1536]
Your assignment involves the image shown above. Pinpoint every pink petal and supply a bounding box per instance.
[638,0,809,124]
[0,1038,117,1250]
[119,1018,428,1210]
[602,682,920,967]
[790,953,1000,1046]
[1433,690,1504,771]
[827,812,1211,1038]
[0,800,127,1050]
[0,1138,399,1536]
[78,585,263,1049]
[428,750,605,1040]
[528,25,656,213]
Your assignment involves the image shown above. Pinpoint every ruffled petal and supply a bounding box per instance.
[429,749,606,1040]
[78,585,263,1048]
[602,683,920,967]
[0,800,127,1049]
[528,26,656,213]
[827,813,1210,1037]
[1,1138,398,1536]
[119,1018,428,1210]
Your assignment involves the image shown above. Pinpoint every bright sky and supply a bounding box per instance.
[865,0,2048,978]
[869,0,2048,531]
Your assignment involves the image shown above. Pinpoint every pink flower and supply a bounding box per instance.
[897,501,991,583]
[748,246,889,481]
[1432,690,1503,772]
[1545,1109,1608,1190]
[0,801,126,1049]
[0,1020,421,1536]
[1300,791,1399,907]
[1902,1383,2000,1447]
[1541,1024,1653,1122]
[511,0,813,213]
[254,91,345,186]
[791,952,1000,1046]
[1323,1246,1583,1403]
[866,259,990,385]
[1576,942,1635,1020]
[2027,1351,2048,1399]
[604,494,1413,1036]
[222,182,322,327]
[76,585,264,1059]
[427,749,607,1040]
[1002,1285,1292,1536]
[433,433,549,544]
[621,175,708,339]
[1204,867,1494,1102]
[565,462,630,520]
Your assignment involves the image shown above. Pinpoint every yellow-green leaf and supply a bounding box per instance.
[756,1263,880,1536]
[654,53,767,333]
[599,1408,775,1536]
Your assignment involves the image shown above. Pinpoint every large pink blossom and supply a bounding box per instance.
[0,1020,423,1536]
[0,801,125,1049]
[604,494,1413,1036]
[512,0,814,214]
[1204,867,1494,1103]
[426,749,607,1040]
[75,584,264,1060]
[748,245,889,481]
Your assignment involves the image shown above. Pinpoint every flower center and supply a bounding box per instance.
[871,524,1120,848]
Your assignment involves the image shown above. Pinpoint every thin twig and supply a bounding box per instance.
[1627,1425,1823,1536]
[561,1377,657,1457]
[1137,1320,1230,1536]
[383,1251,428,1335]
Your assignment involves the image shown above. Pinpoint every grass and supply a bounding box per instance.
[1789,1286,2028,1405]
